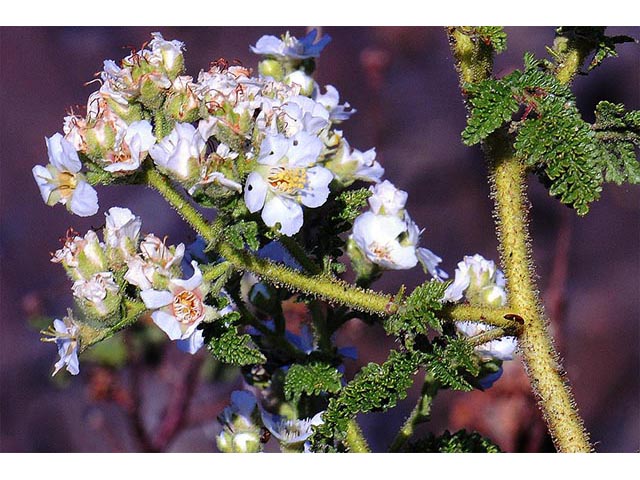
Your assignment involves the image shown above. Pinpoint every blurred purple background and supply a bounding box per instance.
[1,27,638,452]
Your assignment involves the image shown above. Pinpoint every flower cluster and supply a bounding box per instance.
[44,205,233,374]
[348,180,447,280]
[33,30,383,240]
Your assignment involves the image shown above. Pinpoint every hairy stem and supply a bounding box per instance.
[345,419,370,453]
[448,27,591,452]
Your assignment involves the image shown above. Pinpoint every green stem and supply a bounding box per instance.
[449,28,592,452]
[389,373,439,452]
[345,419,370,453]
[443,304,520,331]
[146,169,395,315]
[78,299,147,352]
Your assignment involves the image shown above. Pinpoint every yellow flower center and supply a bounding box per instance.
[172,290,204,324]
[267,166,307,195]
[56,171,78,200]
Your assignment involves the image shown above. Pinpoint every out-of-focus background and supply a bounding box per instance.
[1,26,638,453]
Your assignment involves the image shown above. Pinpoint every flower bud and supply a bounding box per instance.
[216,430,262,453]
[52,230,108,281]
[72,271,121,322]
[284,70,314,96]
[258,59,284,80]
[164,76,200,123]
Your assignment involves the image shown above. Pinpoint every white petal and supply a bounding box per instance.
[288,132,322,167]
[47,133,82,173]
[171,261,203,292]
[300,166,333,208]
[176,329,205,354]
[386,244,418,270]
[262,196,303,236]
[32,165,55,203]
[244,172,268,213]
[141,289,173,309]
[258,134,289,165]
[151,310,183,340]
[65,350,80,375]
[126,120,156,151]
[69,181,99,217]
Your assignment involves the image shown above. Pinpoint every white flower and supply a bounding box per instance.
[43,314,80,376]
[125,234,186,290]
[140,261,214,353]
[244,132,333,236]
[149,123,205,182]
[103,120,156,173]
[72,271,120,318]
[313,85,355,122]
[279,95,330,136]
[443,254,506,304]
[251,29,331,60]
[104,207,142,259]
[217,391,262,453]
[367,180,408,216]
[324,138,384,185]
[32,133,99,217]
[456,321,518,361]
[261,410,324,446]
[100,60,139,106]
[351,212,418,270]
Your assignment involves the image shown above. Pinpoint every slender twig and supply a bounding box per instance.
[389,373,439,452]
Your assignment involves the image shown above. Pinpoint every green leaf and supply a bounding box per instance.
[203,314,266,366]
[461,79,519,146]
[474,27,508,54]
[284,362,343,401]
[593,101,640,185]
[224,220,260,251]
[424,340,477,391]
[384,280,448,337]
[311,350,420,451]
[405,429,501,452]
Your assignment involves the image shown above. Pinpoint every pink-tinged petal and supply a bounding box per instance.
[244,172,268,213]
[176,329,205,354]
[262,196,303,236]
[171,261,202,292]
[258,134,289,165]
[140,289,173,309]
[299,166,332,208]
[69,181,99,217]
[151,310,183,340]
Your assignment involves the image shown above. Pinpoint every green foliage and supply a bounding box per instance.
[203,312,266,366]
[384,280,448,337]
[474,27,508,53]
[82,334,128,369]
[462,53,640,215]
[283,362,343,401]
[426,338,479,391]
[593,101,640,185]
[404,429,501,453]
[311,350,420,450]
[224,220,260,251]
